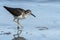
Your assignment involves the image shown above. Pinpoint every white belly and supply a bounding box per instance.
[17,14,29,19]
[18,15,23,19]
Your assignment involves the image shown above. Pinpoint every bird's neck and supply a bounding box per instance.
[22,13,30,19]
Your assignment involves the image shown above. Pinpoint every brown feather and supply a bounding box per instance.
[3,6,25,16]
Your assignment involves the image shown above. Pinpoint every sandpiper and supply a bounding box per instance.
[3,6,36,29]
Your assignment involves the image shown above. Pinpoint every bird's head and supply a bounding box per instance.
[25,9,36,17]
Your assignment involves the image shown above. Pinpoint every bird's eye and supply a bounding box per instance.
[27,12,30,13]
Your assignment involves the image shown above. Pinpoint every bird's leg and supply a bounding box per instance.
[17,19,22,29]
[13,17,17,23]
[17,26,22,37]
[13,17,22,28]
[13,17,23,37]
[16,19,22,36]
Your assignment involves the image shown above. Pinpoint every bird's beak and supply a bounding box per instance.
[31,13,36,17]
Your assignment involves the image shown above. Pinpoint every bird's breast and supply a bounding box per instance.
[18,14,29,19]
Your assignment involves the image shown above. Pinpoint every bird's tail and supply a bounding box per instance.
[3,6,11,10]
[3,6,7,8]
[3,6,20,16]
[3,6,15,15]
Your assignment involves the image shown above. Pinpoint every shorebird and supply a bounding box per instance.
[3,6,36,29]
